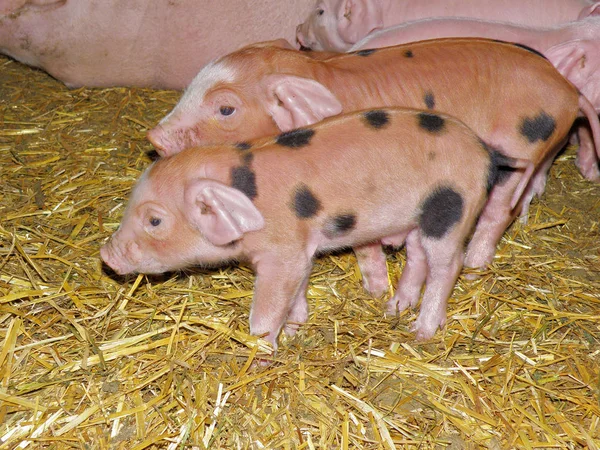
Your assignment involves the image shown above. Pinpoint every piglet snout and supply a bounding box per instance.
[100,238,142,275]
[147,125,171,157]
[147,124,199,157]
[295,23,318,51]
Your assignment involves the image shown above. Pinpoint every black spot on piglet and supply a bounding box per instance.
[420,186,463,239]
[404,50,414,58]
[363,110,390,129]
[277,128,316,148]
[418,112,445,133]
[231,166,257,200]
[323,213,357,238]
[241,152,254,166]
[292,184,322,219]
[235,142,252,151]
[424,91,435,110]
[520,112,556,143]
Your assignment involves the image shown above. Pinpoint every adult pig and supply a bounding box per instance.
[351,16,600,180]
[0,0,313,89]
[147,38,600,273]
[295,0,596,51]
[102,108,531,345]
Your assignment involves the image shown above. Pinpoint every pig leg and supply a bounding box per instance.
[575,125,600,181]
[464,175,522,269]
[354,242,389,297]
[249,255,312,349]
[386,229,427,315]
[519,161,552,223]
[412,235,464,341]
[283,277,310,337]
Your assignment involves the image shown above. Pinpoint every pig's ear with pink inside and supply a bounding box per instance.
[264,75,343,131]
[545,41,588,87]
[184,179,264,246]
[578,2,600,18]
[336,0,384,45]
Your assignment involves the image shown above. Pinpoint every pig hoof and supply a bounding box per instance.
[463,267,486,281]
[464,253,492,271]
[575,159,600,182]
[362,274,389,297]
[414,328,437,342]
[364,281,389,298]
[412,315,445,341]
[283,322,302,337]
[385,295,414,316]
[251,356,275,368]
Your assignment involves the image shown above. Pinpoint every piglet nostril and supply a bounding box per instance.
[100,244,122,274]
[147,126,170,157]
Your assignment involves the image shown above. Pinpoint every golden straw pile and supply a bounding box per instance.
[1,55,599,449]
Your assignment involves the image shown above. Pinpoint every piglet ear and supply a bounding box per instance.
[336,0,384,45]
[578,2,600,18]
[545,41,587,87]
[184,179,264,246]
[265,75,343,131]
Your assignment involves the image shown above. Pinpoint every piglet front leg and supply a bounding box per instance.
[249,254,312,350]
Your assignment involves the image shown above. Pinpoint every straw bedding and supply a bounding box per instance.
[0,55,599,449]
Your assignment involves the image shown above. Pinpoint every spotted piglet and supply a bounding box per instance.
[102,108,531,346]
[147,38,600,287]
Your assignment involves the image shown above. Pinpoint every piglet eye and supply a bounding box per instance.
[149,217,161,227]
[317,8,324,15]
[219,106,235,116]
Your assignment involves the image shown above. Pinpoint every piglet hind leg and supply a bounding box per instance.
[412,234,465,341]
[386,229,427,316]
[575,125,600,182]
[464,174,522,270]
[249,255,313,351]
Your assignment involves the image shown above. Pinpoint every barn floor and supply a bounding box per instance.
[0,55,599,449]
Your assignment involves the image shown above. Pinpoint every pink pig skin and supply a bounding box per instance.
[351,16,600,180]
[102,108,529,345]
[296,0,596,51]
[147,38,600,278]
[0,0,313,89]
